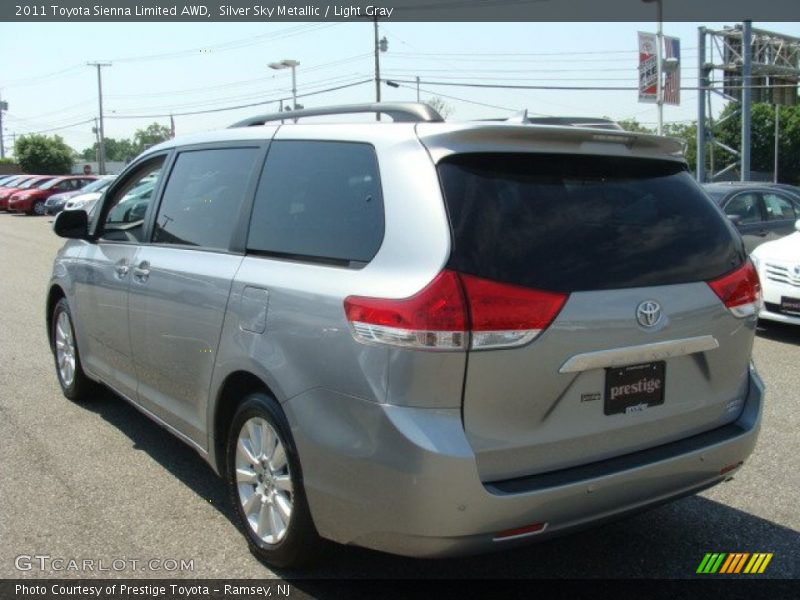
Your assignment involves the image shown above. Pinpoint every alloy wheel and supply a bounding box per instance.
[235,417,294,544]
[54,311,76,387]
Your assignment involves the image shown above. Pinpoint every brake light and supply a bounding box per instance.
[344,270,567,351]
[707,260,761,318]
[344,270,468,350]
[460,274,567,349]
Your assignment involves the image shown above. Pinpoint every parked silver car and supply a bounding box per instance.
[48,103,764,567]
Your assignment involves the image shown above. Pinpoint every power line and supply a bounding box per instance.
[11,118,96,135]
[388,81,522,113]
[105,79,373,119]
[1,64,85,88]
[392,47,698,58]
[384,78,800,92]
[108,74,372,115]
[109,23,339,64]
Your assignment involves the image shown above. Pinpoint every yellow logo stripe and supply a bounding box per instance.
[744,554,760,573]
[758,554,773,574]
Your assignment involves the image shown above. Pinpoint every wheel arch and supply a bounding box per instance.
[211,370,276,476]
[46,284,67,349]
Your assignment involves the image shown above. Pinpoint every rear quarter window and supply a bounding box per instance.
[247,141,384,265]
[439,153,745,292]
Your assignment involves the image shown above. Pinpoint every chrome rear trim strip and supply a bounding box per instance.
[559,335,719,374]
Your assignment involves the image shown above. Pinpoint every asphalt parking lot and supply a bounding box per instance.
[0,212,798,581]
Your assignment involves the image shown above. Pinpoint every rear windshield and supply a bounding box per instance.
[438,153,744,292]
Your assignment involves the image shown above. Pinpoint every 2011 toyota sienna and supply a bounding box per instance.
[47,103,764,567]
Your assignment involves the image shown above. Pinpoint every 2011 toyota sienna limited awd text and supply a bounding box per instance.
[47,103,764,567]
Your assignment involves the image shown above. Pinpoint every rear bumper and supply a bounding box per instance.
[289,365,764,558]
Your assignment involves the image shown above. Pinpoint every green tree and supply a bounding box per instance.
[616,118,654,134]
[14,134,74,174]
[81,137,137,162]
[713,102,800,184]
[132,123,172,155]
[663,121,699,174]
[615,118,700,173]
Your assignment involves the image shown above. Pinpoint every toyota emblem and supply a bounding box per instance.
[636,301,662,328]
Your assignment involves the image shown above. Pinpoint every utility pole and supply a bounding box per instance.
[774,106,780,183]
[740,20,752,181]
[374,17,381,120]
[696,27,707,182]
[88,62,111,175]
[92,118,100,165]
[0,95,7,159]
[416,76,420,102]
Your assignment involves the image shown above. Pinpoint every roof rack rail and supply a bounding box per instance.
[229,102,445,128]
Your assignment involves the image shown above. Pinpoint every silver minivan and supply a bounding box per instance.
[48,103,764,567]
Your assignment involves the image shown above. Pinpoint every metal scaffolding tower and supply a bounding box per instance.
[696,23,800,182]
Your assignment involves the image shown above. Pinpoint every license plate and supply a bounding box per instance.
[604,361,665,415]
[780,296,800,315]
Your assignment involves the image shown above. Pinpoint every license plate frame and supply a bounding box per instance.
[779,296,800,316]
[604,361,666,416]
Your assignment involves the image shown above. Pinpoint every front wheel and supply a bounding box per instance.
[51,298,96,401]
[226,392,324,568]
[32,200,46,215]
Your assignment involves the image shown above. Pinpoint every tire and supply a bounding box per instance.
[51,298,96,401]
[32,200,46,215]
[226,392,324,568]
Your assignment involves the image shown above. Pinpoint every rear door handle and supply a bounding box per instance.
[133,261,150,282]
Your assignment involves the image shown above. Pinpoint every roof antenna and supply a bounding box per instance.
[506,109,529,123]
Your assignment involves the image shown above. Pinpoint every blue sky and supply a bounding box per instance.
[0,20,797,154]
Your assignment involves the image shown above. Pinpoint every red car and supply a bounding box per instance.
[8,176,98,215]
[0,175,43,210]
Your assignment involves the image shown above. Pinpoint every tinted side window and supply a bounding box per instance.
[152,148,260,250]
[725,193,763,224]
[763,193,797,220]
[248,141,384,264]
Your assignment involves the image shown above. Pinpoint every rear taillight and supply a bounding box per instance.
[344,270,468,350]
[344,270,567,351]
[708,259,761,318]
[460,274,567,349]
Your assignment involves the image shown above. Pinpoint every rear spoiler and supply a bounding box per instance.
[416,122,686,164]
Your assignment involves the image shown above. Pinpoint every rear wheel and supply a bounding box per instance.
[52,298,96,401]
[226,392,323,568]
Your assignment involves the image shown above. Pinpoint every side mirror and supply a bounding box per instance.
[53,209,89,240]
[795,218,800,232]
[727,214,742,228]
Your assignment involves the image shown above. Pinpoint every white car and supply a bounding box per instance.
[63,175,117,213]
[751,219,800,325]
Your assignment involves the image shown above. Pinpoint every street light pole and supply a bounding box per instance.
[269,59,300,122]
